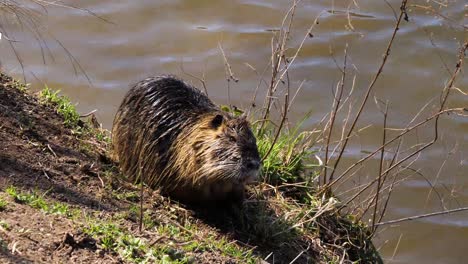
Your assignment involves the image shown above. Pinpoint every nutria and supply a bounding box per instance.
[112,76,261,204]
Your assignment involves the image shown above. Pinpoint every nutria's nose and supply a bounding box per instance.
[246,160,260,171]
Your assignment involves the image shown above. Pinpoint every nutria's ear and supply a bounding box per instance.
[210,114,224,129]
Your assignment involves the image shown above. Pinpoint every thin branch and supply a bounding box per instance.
[180,62,208,96]
[246,62,270,115]
[372,100,388,231]
[219,43,238,108]
[259,4,325,132]
[262,92,289,162]
[139,182,144,233]
[324,44,348,186]
[376,207,468,226]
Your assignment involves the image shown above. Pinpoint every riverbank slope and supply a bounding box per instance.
[0,72,381,263]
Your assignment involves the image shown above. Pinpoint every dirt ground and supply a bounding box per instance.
[0,72,127,263]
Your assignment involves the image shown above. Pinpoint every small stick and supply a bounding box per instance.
[80,109,97,118]
[376,207,468,226]
[47,144,58,158]
[391,234,403,261]
[138,169,144,233]
[289,244,310,264]
[372,101,388,232]
[97,173,105,188]
[218,43,238,109]
[262,93,289,162]
[324,44,348,186]
[180,62,208,96]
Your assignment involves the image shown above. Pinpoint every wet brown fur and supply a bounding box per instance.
[112,76,260,204]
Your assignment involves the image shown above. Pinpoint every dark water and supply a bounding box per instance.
[1,1,466,263]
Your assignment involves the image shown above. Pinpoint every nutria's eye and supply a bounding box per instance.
[210,114,224,129]
[229,136,236,142]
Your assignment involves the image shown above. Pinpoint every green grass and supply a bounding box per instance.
[95,129,111,144]
[83,220,194,263]
[207,236,255,262]
[49,202,77,217]
[39,85,80,127]
[257,128,312,183]
[0,197,7,211]
[0,72,28,92]
[5,186,77,217]
[255,118,319,185]
[0,237,7,252]
[112,190,140,202]
[13,79,28,92]
[0,220,9,231]
[72,119,112,145]
[6,186,47,210]
[5,186,46,207]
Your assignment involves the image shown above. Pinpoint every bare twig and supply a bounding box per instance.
[376,207,468,226]
[391,234,403,260]
[80,109,98,118]
[371,100,388,231]
[259,3,325,132]
[324,44,348,186]
[411,4,468,30]
[219,43,239,108]
[260,2,297,130]
[46,144,58,158]
[180,62,208,96]
[139,182,144,233]
[218,43,239,82]
[377,170,399,225]
[262,93,289,162]
[289,244,310,264]
[246,62,270,115]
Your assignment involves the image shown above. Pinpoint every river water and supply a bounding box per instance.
[1,0,466,263]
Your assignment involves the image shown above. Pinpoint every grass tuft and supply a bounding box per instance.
[83,220,195,263]
[5,186,77,217]
[0,220,9,231]
[95,129,111,144]
[0,198,7,211]
[255,120,318,185]
[6,186,47,209]
[39,85,80,127]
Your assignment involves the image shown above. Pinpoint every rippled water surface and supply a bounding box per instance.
[1,0,466,263]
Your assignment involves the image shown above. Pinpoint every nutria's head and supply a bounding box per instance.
[184,112,261,185]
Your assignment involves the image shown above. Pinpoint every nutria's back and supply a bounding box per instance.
[112,76,260,204]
